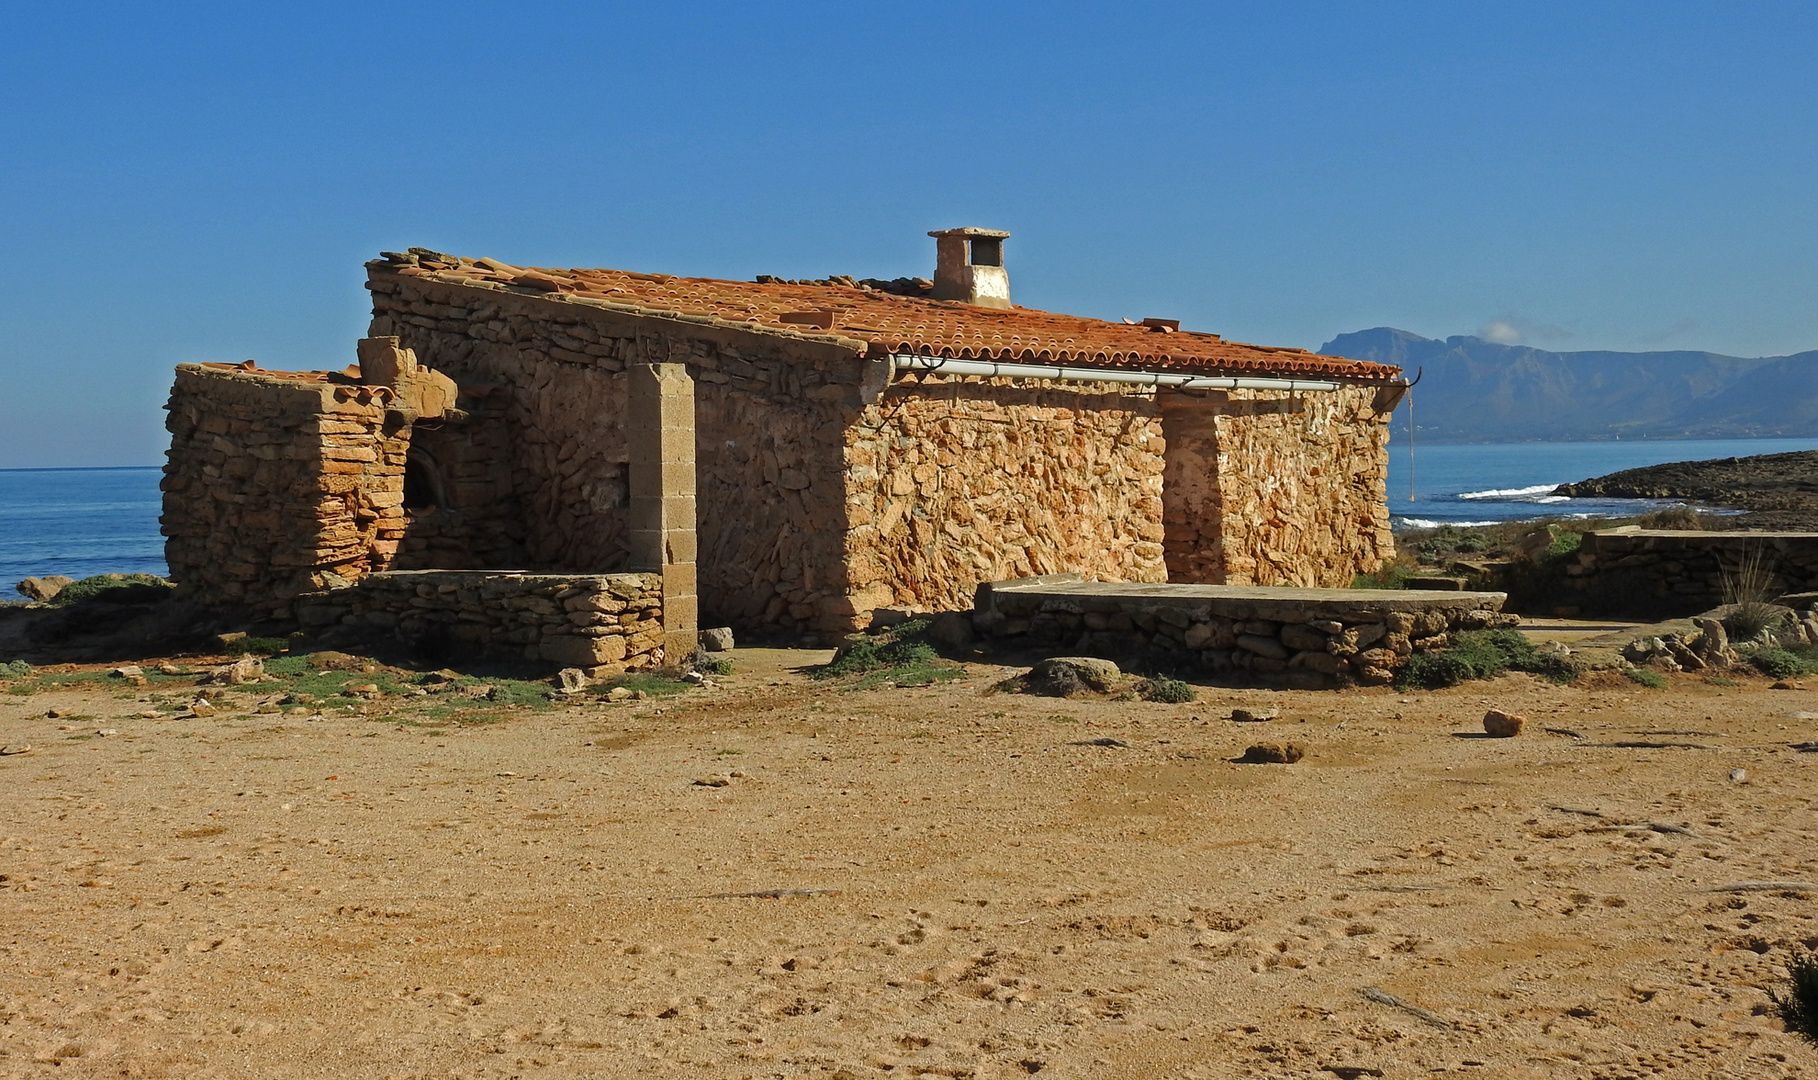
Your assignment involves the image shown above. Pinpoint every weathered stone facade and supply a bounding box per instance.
[161,365,408,615]
[1162,386,1395,587]
[161,244,1403,641]
[295,570,664,671]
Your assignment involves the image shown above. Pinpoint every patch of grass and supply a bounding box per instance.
[602,672,692,697]
[0,660,32,679]
[241,636,291,657]
[695,654,733,676]
[261,655,312,677]
[1705,675,1739,687]
[1623,667,1668,689]
[1770,950,1818,1048]
[1352,563,1414,590]
[1394,628,1579,690]
[812,619,960,691]
[849,661,964,691]
[48,573,173,607]
[1138,675,1198,703]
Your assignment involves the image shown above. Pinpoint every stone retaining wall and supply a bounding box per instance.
[161,365,407,619]
[1568,529,1818,613]
[294,570,665,672]
[976,576,1513,689]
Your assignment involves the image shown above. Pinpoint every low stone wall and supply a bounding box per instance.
[1569,529,1818,613]
[975,575,1513,689]
[294,570,665,672]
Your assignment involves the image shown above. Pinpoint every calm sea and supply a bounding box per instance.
[5,439,1818,594]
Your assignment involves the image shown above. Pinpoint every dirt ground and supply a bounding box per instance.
[2,647,1816,1079]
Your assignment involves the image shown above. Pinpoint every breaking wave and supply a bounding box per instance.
[1455,484,1566,501]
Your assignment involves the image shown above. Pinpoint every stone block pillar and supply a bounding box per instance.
[627,363,698,662]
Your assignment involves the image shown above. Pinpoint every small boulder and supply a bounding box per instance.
[347,683,381,697]
[306,651,362,671]
[925,611,976,653]
[1482,709,1525,737]
[606,686,635,702]
[693,774,731,788]
[1230,707,1279,723]
[868,608,915,631]
[1239,742,1305,764]
[16,575,74,603]
[110,665,144,679]
[190,699,217,718]
[700,626,736,652]
[422,669,460,685]
[223,654,264,686]
[1025,656,1121,697]
[557,668,592,693]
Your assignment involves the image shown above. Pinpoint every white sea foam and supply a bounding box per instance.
[1394,518,1501,529]
[1455,484,1563,500]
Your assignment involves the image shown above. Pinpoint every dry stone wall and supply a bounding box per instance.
[294,570,665,671]
[1567,529,1818,613]
[843,378,1169,616]
[977,577,1512,689]
[162,365,407,619]
[1163,386,1393,589]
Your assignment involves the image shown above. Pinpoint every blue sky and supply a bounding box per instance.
[2,2,1815,467]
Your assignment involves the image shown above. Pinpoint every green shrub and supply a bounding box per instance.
[1394,628,1578,690]
[695,654,733,676]
[815,637,937,679]
[0,660,31,679]
[242,636,291,657]
[1770,951,1818,1048]
[1352,564,1413,590]
[1724,601,1785,644]
[1747,647,1818,680]
[48,574,172,606]
[1623,667,1667,689]
[1139,676,1198,703]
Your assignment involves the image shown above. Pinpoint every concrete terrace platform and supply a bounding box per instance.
[978,576,1508,622]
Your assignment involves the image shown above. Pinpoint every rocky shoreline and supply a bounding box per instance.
[1555,448,1818,529]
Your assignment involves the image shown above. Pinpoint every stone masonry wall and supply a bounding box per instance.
[843,377,1169,616]
[293,570,665,672]
[1567,529,1818,614]
[162,365,407,619]
[977,577,1512,689]
[1163,385,1393,589]
[366,266,864,633]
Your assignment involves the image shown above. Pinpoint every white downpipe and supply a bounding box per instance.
[887,353,1343,393]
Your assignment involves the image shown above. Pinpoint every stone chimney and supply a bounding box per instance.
[929,227,1011,308]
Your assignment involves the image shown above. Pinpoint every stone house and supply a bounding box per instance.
[160,229,1403,662]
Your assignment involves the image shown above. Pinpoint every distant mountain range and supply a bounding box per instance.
[1319,328,1818,442]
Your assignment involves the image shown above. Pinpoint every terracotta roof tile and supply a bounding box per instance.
[372,253,1401,382]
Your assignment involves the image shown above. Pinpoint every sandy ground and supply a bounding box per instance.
[2,648,1816,1079]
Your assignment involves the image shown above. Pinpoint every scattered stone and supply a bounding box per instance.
[925,611,976,653]
[1239,742,1305,764]
[0,742,29,755]
[16,575,74,602]
[682,671,707,685]
[44,709,66,719]
[693,774,731,787]
[557,668,592,693]
[110,665,144,679]
[1230,707,1279,723]
[96,729,119,737]
[218,655,265,686]
[1030,657,1121,694]
[190,699,217,718]
[1772,679,1801,690]
[1482,709,1526,738]
[868,608,914,631]
[422,669,461,685]
[1024,662,1084,698]
[307,651,361,671]
[156,662,184,675]
[347,683,381,696]
[1730,768,1747,782]
[700,626,736,652]
[606,686,635,702]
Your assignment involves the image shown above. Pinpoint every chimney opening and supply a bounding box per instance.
[968,237,1002,267]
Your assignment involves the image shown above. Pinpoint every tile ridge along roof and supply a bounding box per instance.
[370,249,1401,382]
